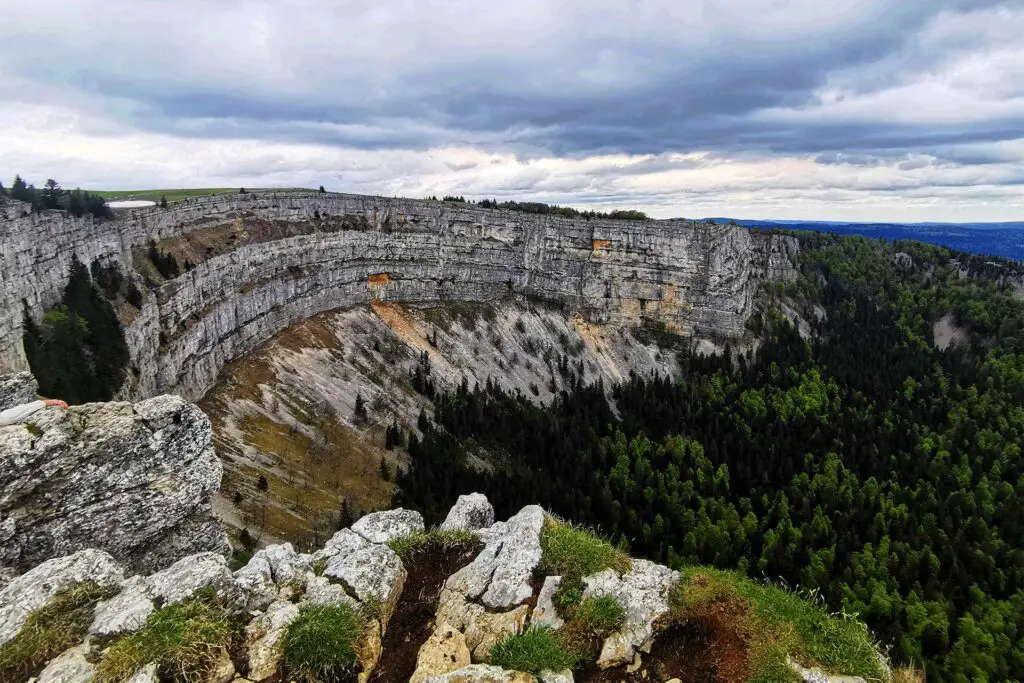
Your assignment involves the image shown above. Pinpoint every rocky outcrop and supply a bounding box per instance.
[0,389,228,576]
[0,192,798,402]
[0,371,36,410]
[441,493,495,533]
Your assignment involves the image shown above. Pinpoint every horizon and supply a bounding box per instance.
[2,1,1023,223]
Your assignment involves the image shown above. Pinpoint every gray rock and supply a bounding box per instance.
[440,494,495,533]
[262,543,311,585]
[89,576,154,637]
[464,506,544,610]
[246,599,300,681]
[125,662,159,683]
[435,569,530,663]
[233,552,278,612]
[581,559,678,669]
[423,664,537,682]
[538,671,574,683]
[0,549,123,646]
[145,552,235,606]
[531,576,564,630]
[351,508,424,545]
[0,394,226,575]
[36,643,96,683]
[323,543,406,627]
[789,658,867,683]
[0,372,36,410]
[303,574,360,610]
[312,528,371,564]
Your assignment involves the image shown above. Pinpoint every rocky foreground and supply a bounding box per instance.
[0,491,883,683]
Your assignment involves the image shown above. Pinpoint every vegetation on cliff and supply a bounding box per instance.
[22,255,132,403]
[1,175,111,218]
[395,233,1024,681]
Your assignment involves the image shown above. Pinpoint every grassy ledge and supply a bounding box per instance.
[490,627,578,675]
[0,581,117,681]
[95,589,236,683]
[386,528,481,563]
[281,603,365,683]
[538,517,631,615]
[669,567,887,683]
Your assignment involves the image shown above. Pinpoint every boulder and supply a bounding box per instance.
[263,543,312,586]
[245,599,300,681]
[581,559,678,669]
[531,576,564,630]
[440,494,495,533]
[789,658,867,683]
[0,549,123,646]
[436,569,530,663]
[303,575,360,610]
[323,542,406,629]
[35,643,96,683]
[423,664,537,682]
[0,394,227,575]
[146,552,235,606]
[233,553,278,612]
[411,621,472,683]
[538,671,574,683]
[125,663,159,683]
[351,508,424,545]
[90,576,154,637]
[462,506,544,610]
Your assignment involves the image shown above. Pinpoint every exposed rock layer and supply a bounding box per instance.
[0,389,228,575]
[0,192,797,401]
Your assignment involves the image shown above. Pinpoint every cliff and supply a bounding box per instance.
[0,193,797,402]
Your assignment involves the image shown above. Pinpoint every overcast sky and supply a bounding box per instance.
[1,1,1022,221]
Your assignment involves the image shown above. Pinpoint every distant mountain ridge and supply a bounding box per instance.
[706,217,1024,261]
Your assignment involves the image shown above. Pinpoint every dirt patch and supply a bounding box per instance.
[577,604,749,683]
[369,542,480,683]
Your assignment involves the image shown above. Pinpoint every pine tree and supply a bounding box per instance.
[354,393,368,421]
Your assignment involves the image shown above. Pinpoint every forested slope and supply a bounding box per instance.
[395,232,1024,682]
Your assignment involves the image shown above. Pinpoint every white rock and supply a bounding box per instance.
[323,543,406,628]
[233,552,277,612]
[303,574,360,610]
[581,559,678,669]
[145,552,234,606]
[36,643,96,683]
[125,662,159,683]
[423,664,537,682]
[351,508,425,545]
[246,599,300,681]
[440,494,495,533]
[436,569,530,663]
[531,576,564,630]
[312,528,372,564]
[411,621,473,683]
[538,671,574,683]
[89,576,154,637]
[263,543,311,585]
[0,549,123,646]
[789,658,867,683]
[465,506,544,610]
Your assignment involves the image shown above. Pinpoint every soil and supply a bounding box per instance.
[577,602,749,683]
[368,542,480,683]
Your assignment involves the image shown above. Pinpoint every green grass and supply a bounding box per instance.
[670,567,886,683]
[95,188,314,204]
[95,590,236,683]
[0,582,117,681]
[489,627,578,674]
[281,604,365,683]
[386,528,481,563]
[571,595,626,636]
[539,518,631,583]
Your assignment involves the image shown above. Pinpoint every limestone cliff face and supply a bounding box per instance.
[0,375,228,576]
[0,193,797,401]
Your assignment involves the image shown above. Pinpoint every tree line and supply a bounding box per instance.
[426,194,649,221]
[0,175,111,218]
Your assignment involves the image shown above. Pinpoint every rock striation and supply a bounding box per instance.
[0,384,228,576]
[0,192,798,402]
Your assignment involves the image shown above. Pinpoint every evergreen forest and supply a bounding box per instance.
[394,233,1024,682]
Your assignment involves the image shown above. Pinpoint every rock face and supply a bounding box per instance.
[0,192,798,401]
[0,371,36,410]
[0,391,228,576]
[441,493,495,533]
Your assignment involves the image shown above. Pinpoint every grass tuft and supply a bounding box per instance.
[539,518,631,583]
[0,581,117,681]
[95,590,235,683]
[489,627,577,675]
[386,528,480,563]
[669,567,886,683]
[572,595,626,636]
[281,604,365,683]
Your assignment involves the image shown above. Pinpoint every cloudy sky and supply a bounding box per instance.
[1,1,1022,221]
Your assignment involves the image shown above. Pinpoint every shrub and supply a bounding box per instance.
[0,582,116,681]
[95,591,234,683]
[489,627,577,674]
[281,604,364,682]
